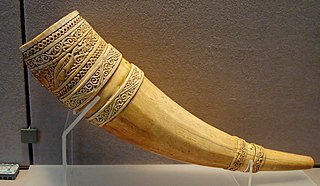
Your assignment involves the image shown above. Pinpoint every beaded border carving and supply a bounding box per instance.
[88,64,144,127]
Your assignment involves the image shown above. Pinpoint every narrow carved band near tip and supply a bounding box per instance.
[227,137,266,173]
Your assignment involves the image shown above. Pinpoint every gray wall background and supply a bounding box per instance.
[0,0,319,166]
[0,0,29,165]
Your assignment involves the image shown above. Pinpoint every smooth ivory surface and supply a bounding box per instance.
[24,165,316,186]
[22,0,320,165]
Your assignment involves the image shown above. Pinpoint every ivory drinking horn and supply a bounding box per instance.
[19,11,314,173]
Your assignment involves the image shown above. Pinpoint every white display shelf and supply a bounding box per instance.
[24,164,316,186]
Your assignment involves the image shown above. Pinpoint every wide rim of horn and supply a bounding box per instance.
[20,10,80,52]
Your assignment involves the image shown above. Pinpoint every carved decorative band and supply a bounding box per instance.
[28,22,96,91]
[227,137,266,173]
[227,138,247,171]
[25,20,91,70]
[22,14,83,59]
[52,32,104,96]
[252,145,266,173]
[61,44,122,110]
[88,64,144,127]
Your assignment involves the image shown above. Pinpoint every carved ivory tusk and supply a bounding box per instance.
[19,11,314,172]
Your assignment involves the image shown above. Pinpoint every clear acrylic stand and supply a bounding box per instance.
[62,96,100,186]
[229,160,253,186]
[247,160,253,186]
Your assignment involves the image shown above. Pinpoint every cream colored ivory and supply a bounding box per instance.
[19,11,314,173]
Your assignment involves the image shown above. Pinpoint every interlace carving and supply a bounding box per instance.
[53,39,106,97]
[252,145,266,173]
[25,20,91,70]
[89,65,144,127]
[62,45,122,110]
[22,15,83,59]
[227,138,247,171]
[29,24,97,91]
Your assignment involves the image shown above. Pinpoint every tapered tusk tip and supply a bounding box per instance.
[261,149,314,171]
